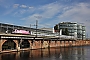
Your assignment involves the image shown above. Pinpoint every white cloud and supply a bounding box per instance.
[21,2,62,26]
[13,4,19,8]
[13,4,34,9]
[1,0,90,37]
[22,14,42,22]
[20,5,27,8]
[29,6,34,9]
[12,4,35,16]
[58,3,90,23]
[12,2,90,37]
[39,2,62,18]
[57,3,90,37]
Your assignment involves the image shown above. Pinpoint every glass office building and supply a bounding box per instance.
[57,22,86,40]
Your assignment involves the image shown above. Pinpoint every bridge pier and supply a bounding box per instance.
[0,40,2,52]
[0,39,7,52]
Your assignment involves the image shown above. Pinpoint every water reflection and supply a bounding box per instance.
[0,46,90,60]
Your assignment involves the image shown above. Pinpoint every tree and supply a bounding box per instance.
[54,25,59,32]
[62,28,69,36]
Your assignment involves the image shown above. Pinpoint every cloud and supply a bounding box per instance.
[21,2,63,26]
[10,4,35,17]
[21,2,90,37]
[22,14,42,22]
[20,5,27,8]
[57,3,90,37]
[13,4,19,8]
[2,1,90,37]
[58,3,90,23]
[29,6,34,9]
[39,2,62,18]
[13,4,34,9]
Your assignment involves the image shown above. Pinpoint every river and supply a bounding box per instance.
[0,46,90,60]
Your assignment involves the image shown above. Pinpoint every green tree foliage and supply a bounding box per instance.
[62,28,69,35]
[54,25,58,30]
[54,25,59,32]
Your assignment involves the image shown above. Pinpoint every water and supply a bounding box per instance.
[0,46,90,60]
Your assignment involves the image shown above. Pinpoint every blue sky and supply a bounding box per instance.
[0,0,90,37]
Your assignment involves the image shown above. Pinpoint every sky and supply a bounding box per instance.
[0,0,90,37]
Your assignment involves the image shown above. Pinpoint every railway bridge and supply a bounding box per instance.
[0,34,90,53]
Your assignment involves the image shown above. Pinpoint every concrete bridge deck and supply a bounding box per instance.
[0,33,90,53]
[0,33,76,41]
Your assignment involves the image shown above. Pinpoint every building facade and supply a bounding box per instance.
[56,22,86,40]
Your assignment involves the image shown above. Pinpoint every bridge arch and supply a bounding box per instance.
[20,40,30,49]
[2,39,16,51]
